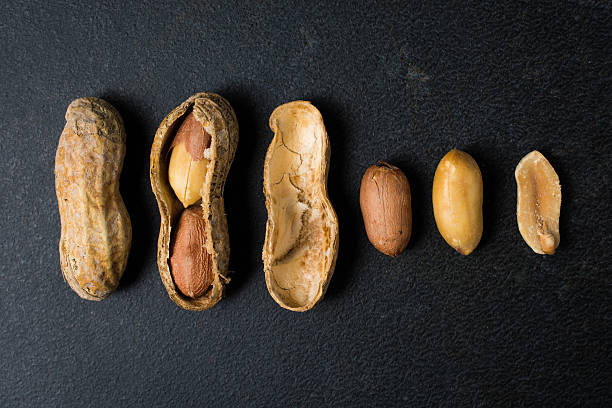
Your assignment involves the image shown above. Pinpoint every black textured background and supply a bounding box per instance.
[1,1,611,407]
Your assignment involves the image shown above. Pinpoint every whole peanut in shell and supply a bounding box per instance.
[55,97,132,300]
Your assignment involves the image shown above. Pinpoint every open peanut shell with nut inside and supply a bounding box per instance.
[263,101,339,312]
[150,93,238,310]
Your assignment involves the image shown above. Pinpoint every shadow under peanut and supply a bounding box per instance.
[461,146,501,253]
[311,98,358,299]
[101,94,156,289]
[216,86,265,298]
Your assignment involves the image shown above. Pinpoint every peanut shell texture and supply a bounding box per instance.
[54,97,132,300]
[150,92,238,311]
[263,101,339,312]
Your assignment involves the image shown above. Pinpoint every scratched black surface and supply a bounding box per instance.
[1,1,611,407]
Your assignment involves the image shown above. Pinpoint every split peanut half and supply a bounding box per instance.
[515,151,561,254]
[263,101,339,312]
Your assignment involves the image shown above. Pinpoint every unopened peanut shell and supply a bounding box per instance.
[55,97,131,300]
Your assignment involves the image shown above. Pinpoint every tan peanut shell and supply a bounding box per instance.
[432,149,483,255]
[55,97,132,300]
[515,151,561,254]
[263,101,339,312]
[150,93,238,311]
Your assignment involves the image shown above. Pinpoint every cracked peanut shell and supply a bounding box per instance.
[263,101,339,312]
[55,97,132,300]
[150,93,238,310]
[515,151,561,254]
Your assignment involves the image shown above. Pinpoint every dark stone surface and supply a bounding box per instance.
[1,1,610,407]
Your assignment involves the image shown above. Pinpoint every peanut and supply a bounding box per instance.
[168,112,212,208]
[169,206,213,298]
[432,149,483,255]
[360,162,412,257]
[150,93,238,311]
[515,151,561,254]
[55,97,131,300]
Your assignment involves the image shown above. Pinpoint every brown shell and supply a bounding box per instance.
[55,97,132,300]
[150,92,238,311]
[263,101,339,312]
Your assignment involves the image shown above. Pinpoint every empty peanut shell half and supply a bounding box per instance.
[515,151,561,254]
[150,93,238,310]
[55,97,131,300]
[263,101,339,312]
